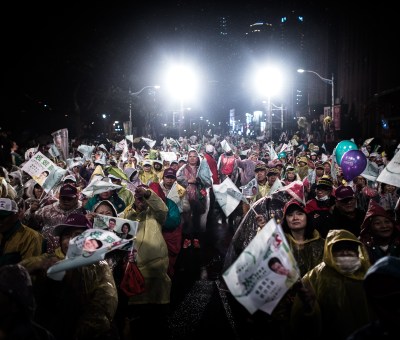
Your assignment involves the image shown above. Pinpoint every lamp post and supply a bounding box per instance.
[129,85,160,135]
[297,69,334,117]
[254,65,283,141]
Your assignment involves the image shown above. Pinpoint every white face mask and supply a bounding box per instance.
[334,256,362,274]
[316,195,329,201]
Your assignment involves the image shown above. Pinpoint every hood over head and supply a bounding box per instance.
[324,229,370,280]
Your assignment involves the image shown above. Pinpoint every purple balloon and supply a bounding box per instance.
[340,150,367,181]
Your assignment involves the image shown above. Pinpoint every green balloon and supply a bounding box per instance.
[335,140,358,165]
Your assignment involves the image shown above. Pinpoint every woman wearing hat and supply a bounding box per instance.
[269,198,325,339]
[359,200,400,264]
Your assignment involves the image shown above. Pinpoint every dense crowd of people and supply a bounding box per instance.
[0,127,399,340]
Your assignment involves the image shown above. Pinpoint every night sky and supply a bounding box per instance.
[4,1,391,143]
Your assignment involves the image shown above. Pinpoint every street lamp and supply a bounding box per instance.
[129,85,160,135]
[254,66,283,140]
[297,68,334,117]
[165,64,199,137]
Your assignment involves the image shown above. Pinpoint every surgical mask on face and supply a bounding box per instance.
[316,195,329,201]
[333,256,362,274]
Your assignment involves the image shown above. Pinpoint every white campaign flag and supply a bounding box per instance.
[269,144,278,160]
[166,181,181,205]
[240,178,258,199]
[220,139,232,153]
[269,178,284,195]
[141,137,156,149]
[21,152,66,192]
[213,177,242,217]
[93,215,138,238]
[223,219,299,315]
[77,144,95,162]
[361,160,380,182]
[47,229,130,281]
[81,179,122,197]
[115,139,129,162]
[52,128,69,161]
[160,151,178,162]
[376,150,400,187]
[240,148,251,156]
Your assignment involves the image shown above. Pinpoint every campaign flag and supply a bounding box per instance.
[269,144,278,160]
[77,144,96,162]
[197,158,213,188]
[166,181,180,205]
[160,151,178,163]
[240,148,251,156]
[142,137,156,149]
[361,160,380,182]
[51,128,69,161]
[94,215,138,239]
[22,152,66,191]
[269,177,284,195]
[220,139,232,153]
[113,139,129,162]
[376,150,400,187]
[47,144,60,159]
[279,143,288,153]
[81,179,122,197]
[363,137,374,146]
[47,229,131,281]
[213,177,242,217]
[223,219,300,315]
[240,178,258,199]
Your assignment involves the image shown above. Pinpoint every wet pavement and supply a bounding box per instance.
[166,204,280,340]
[167,210,242,339]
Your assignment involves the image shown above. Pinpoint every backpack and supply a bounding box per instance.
[163,198,181,230]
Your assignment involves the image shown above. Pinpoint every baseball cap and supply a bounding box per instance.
[59,183,78,198]
[283,199,305,216]
[53,213,92,236]
[267,167,280,176]
[316,176,333,190]
[163,168,177,179]
[315,161,324,169]
[142,160,152,167]
[0,198,18,216]
[286,166,296,172]
[335,185,355,200]
[254,161,267,171]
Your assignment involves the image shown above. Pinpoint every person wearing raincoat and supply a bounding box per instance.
[176,148,212,249]
[290,229,374,340]
[122,185,171,338]
[20,213,119,340]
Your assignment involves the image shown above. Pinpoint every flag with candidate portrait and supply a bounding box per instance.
[223,218,299,315]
